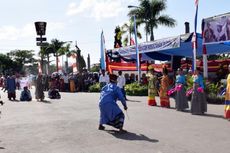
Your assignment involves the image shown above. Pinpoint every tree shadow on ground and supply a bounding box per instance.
[0,147,5,149]
[105,130,159,143]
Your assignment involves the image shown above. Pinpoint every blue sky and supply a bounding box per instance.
[0,0,230,64]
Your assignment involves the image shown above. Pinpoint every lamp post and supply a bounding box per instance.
[128,6,141,83]
[34,21,47,74]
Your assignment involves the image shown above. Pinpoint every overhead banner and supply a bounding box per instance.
[203,13,230,44]
[112,36,180,56]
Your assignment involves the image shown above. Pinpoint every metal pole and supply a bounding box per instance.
[134,16,141,83]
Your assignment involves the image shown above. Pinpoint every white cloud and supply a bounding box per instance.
[92,1,123,20]
[66,0,124,20]
[0,22,65,41]
[0,24,34,40]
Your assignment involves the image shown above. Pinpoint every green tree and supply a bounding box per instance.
[128,0,176,41]
[39,43,51,74]
[114,26,123,48]
[121,20,142,46]
[0,53,18,74]
[90,64,100,72]
[50,39,66,72]
[7,50,36,72]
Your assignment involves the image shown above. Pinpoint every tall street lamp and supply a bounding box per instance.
[34,21,47,74]
[128,5,141,83]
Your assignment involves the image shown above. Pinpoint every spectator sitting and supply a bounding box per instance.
[48,86,61,99]
[20,86,32,101]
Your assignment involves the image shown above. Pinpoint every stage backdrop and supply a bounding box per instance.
[203,13,230,44]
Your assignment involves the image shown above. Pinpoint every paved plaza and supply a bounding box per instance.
[0,89,229,153]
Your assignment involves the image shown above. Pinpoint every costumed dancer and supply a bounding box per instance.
[147,65,157,106]
[35,74,44,101]
[159,66,170,108]
[98,74,128,132]
[175,68,189,111]
[191,68,207,115]
[224,65,230,120]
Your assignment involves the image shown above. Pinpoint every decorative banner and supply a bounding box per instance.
[112,36,180,56]
[203,13,230,44]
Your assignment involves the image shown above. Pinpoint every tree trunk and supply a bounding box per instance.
[150,27,154,41]
[129,27,132,45]
[56,55,58,72]
[47,55,50,75]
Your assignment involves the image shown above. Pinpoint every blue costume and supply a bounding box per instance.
[191,74,207,115]
[176,75,186,84]
[175,74,189,111]
[99,83,127,129]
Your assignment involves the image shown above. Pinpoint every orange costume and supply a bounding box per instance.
[159,75,170,108]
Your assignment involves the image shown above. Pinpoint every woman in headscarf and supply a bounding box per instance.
[159,67,170,108]
[146,65,158,106]
[191,68,207,115]
[224,65,230,120]
[35,74,44,101]
[175,68,189,111]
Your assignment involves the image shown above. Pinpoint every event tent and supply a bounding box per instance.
[110,32,230,61]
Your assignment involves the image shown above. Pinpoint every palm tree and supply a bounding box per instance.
[128,0,176,41]
[50,39,66,72]
[121,19,142,46]
[39,43,54,74]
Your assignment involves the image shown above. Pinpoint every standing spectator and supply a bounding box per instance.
[62,73,69,92]
[6,74,16,101]
[191,68,207,115]
[69,74,76,92]
[35,74,44,101]
[117,71,127,100]
[99,69,109,89]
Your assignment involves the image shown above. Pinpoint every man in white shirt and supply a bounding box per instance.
[99,69,109,89]
[117,71,127,100]
[62,73,69,92]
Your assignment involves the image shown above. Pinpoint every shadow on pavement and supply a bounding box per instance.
[39,100,52,104]
[106,130,159,143]
[126,99,141,103]
[0,147,5,149]
[203,113,225,119]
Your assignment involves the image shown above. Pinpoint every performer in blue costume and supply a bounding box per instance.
[191,69,207,115]
[98,74,128,132]
[175,68,189,111]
